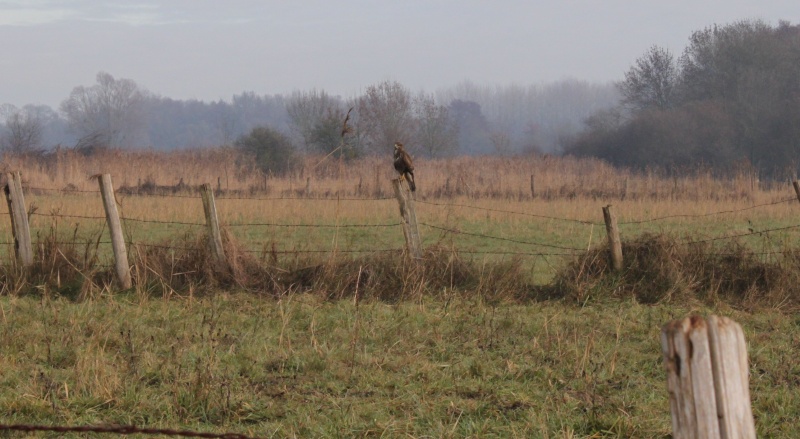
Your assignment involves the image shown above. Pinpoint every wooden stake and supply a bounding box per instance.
[200,183,226,266]
[661,316,755,439]
[602,205,623,271]
[97,174,132,289]
[530,174,535,199]
[392,178,422,259]
[4,172,33,266]
[792,180,800,203]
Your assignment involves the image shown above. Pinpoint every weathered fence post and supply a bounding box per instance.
[661,316,755,439]
[602,205,623,271]
[530,174,535,199]
[4,172,33,266]
[97,174,132,289]
[792,180,800,203]
[392,178,422,259]
[200,183,226,266]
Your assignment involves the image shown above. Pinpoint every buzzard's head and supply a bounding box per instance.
[394,142,403,151]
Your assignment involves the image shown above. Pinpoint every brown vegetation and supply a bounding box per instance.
[0,146,786,202]
[2,147,800,311]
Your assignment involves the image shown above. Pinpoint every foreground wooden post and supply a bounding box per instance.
[97,174,132,289]
[4,172,33,266]
[661,316,755,439]
[200,183,226,266]
[392,178,422,259]
[602,205,623,271]
[792,180,800,203]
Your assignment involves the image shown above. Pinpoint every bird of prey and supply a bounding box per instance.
[393,142,416,192]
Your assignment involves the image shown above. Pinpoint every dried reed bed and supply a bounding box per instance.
[3,147,800,309]
[0,147,785,203]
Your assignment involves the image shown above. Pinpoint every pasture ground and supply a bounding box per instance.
[1,293,798,438]
[2,152,800,437]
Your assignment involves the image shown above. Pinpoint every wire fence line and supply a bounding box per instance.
[5,182,800,263]
[619,196,797,225]
[415,199,601,226]
[0,422,261,439]
[420,222,584,252]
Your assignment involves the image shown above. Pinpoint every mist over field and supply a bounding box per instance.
[0,2,798,175]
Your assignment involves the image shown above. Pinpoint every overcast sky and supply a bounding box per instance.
[1,0,797,109]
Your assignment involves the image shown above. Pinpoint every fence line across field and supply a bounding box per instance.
[6,172,800,285]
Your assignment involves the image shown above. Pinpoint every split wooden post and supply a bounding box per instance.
[602,205,623,271]
[792,180,800,203]
[97,174,132,289]
[661,316,755,439]
[392,178,422,259]
[4,172,33,266]
[200,183,226,266]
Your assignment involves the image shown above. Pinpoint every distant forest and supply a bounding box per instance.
[0,75,617,158]
[568,19,800,178]
[2,19,798,177]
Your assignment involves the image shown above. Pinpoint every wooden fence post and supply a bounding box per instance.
[661,316,755,439]
[602,205,623,271]
[200,183,226,266]
[792,180,800,203]
[530,174,535,199]
[97,174,132,289]
[4,172,33,267]
[392,178,422,259]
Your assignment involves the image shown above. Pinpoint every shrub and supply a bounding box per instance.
[235,126,296,174]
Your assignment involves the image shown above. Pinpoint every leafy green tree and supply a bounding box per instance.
[235,126,296,174]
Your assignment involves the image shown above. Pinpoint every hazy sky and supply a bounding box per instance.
[1,0,797,109]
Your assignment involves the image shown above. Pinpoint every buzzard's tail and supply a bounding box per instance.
[407,171,416,192]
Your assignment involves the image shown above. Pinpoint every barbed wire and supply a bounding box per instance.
[416,199,599,225]
[25,186,101,194]
[239,247,403,254]
[0,423,260,439]
[226,221,401,228]
[30,212,106,220]
[216,194,394,201]
[420,222,584,251]
[121,217,205,227]
[620,197,797,225]
[684,222,800,244]
[456,249,576,257]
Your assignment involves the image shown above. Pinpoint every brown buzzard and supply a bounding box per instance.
[393,142,416,192]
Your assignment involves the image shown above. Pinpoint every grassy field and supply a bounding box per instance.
[1,150,800,437]
[1,293,798,438]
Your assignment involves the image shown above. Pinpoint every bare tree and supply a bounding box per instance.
[286,89,344,152]
[414,93,458,157]
[618,45,678,111]
[60,71,147,149]
[1,106,43,153]
[358,80,414,155]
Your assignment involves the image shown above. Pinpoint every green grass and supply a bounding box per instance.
[1,293,798,437]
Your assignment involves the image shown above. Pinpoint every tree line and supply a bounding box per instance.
[566,20,800,178]
[0,73,617,168]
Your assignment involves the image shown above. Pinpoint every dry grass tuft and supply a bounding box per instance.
[555,233,800,309]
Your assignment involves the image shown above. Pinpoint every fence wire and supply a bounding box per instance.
[416,199,599,225]
[7,184,800,259]
[420,222,584,251]
[0,423,260,439]
[620,196,797,225]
